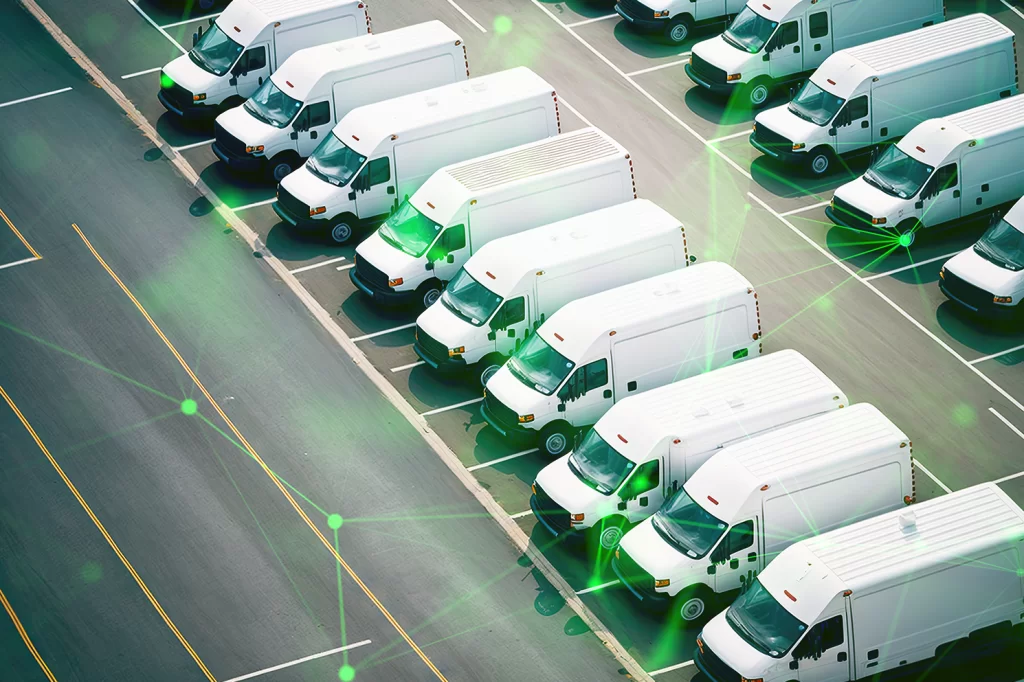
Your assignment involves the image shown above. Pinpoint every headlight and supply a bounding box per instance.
[653,10,669,17]
[518,414,534,423]
[570,513,584,521]
[741,678,764,682]
[872,217,887,225]
[615,549,620,560]
[245,145,264,154]
[309,206,326,217]
[193,93,206,102]
[388,277,404,287]
[726,73,742,82]
[654,579,670,588]
[939,268,945,280]
[792,142,805,151]
[448,346,465,356]
[688,55,693,66]
[531,483,537,495]
[994,296,1013,304]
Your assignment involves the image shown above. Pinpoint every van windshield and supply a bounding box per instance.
[788,81,845,126]
[723,7,778,53]
[507,333,574,396]
[726,579,808,658]
[973,218,1024,271]
[245,79,302,128]
[306,134,367,187]
[377,200,442,258]
[441,268,502,326]
[189,24,243,76]
[862,144,933,200]
[652,488,728,559]
[567,430,635,495]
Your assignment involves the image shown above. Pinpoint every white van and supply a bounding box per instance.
[752,15,1017,176]
[614,0,746,45]
[213,21,467,182]
[614,403,914,624]
[940,197,1024,317]
[828,94,1024,246]
[274,67,559,244]
[528,349,845,553]
[159,0,371,120]
[686,0,944,109]
[351,128,635,308]
[695,483,1024,682]
[413,200,692,387]
[484,262,762,459]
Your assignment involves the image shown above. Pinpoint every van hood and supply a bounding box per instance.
[692,35,751,75]
[535,455,607,517]
[279,165,343,209]
[618,516,700,579]
[163,53,221,93]
[354,230,423,285]
[417,297,482,347]
[756,104,825,147]
[833,176,913,225]
[945,247,1024,297]
[701,611,780,678]
[485,364,547,414]
[216,102,278,147]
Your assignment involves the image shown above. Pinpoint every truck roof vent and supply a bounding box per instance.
[365,40,380,50]
[726,396,744,409]
[424,96,439,107]
[899,510,917,531]
[692,406,710,418]
[471,81,489,92]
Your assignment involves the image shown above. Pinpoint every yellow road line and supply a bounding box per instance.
[0,384,216,682]
[0,206,42,260]
[0,586,58,681]
[70,223,448,681]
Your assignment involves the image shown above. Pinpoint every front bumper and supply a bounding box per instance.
[480,402,537,445]
[158,90,216,120]
[272,201,326,231]
[614,4,666,31]
[413,343,468,372]
[939,281,1017,317]
[749,133,803,164]
[212,141,265,172]
[611,557,671,607]
[684,64,738,96]
[824,205,882,235]
[348,268,416,305]
[529,494,585,540]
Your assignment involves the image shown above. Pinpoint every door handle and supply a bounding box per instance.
[813,43,821,51]
[603,389,612,399]
[793,45,800,53]
[639,496,649,507]
[747,552,757,562]
[838,652,848,662]
[953,190,961,198]
[861,120,869,128]
[258,76,263,86]
[386,186,395,195]
[507,328,515,337]
[310,130,318,140]
[729,558,740,569]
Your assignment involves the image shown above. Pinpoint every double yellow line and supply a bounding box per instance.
[0,586,57,681]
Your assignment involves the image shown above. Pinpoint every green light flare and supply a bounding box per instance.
[328,514,344,530]
[80,561,103,584]
[180,398,198,415]
[898,232,913,248]
[493,15,513,34]
[952,403,977,428]
[338,664,355,681]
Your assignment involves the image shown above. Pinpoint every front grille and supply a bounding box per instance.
[533,483,571,534]
[696,642,741,682]
[354,254,389,291]
[753,124,792,154]
[214,121,247,158]
[616,0,655,20]
[161,78,193,110]
[483,393,519,431]
[276,187,309,223]
[615,547,656,597]
[415,326,448,363]
[830,195,873,229]
[690,53,727,85]
[942,270,991,310]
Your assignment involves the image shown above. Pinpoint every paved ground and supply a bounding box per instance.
[3,0,1024,679]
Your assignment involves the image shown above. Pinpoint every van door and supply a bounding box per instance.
[294,101,332,158]
[491,296,529,357]
[918,162,961,228]
[353,156,396,220]
[428,224,467,284]
[789,612,851,681]
[617,457,666,523]
[231,43,271,98]
[694,0,727,23]
[830,94,870,158]
[803,9,832,70]
[765,20,802,81]
[711,519,756,595]
[557,359,613,430]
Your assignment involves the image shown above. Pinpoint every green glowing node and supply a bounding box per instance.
[898,233,913,248]
[180,399,198,416]
[80,561,103,584]
[815,296,834,312]
[493,15,513,34]
[743,203,751,212]
[328,514,344,530]
[951,403,976,428]
[338,664,355,681]
[160,73,174,89]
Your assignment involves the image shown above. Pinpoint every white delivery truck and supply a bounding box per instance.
[695,483,1024,682]
[614,403,914,624]
[829,94,1024,246]
[940,197,1024,317]
[159,0,371,120]
[275,67,560,244]
[751,15,1017,176]
[350,128,635,308]
[614,0,746,45]
[685,0,944,109]
[213,21,468,182]
[413,200,693,386]
[484,262,762,459]
[528,349,846,553]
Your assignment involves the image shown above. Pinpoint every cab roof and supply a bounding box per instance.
[898,94,1024,167]
[269,22,461,102]
[463,200,683,298]
[744,0,803,24]
[217,0,362,45]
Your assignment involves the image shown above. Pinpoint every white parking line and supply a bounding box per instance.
[0,87,72,109]
[466,448,539,472]
[231,198,277,212]
[969,343,1024,366]
[566,14,618,28]
[1000,0,1024,21]
[707,129,753,144]
[559,97,595,129]
[121,67,162,80]
[390,360,424,373]
[625,55,691,77]
[288,257,347,275]
[575,580,619,595]
[172,139,214,151]
[510,510,533,519]
[780,199,832,217]
[223,640,372,682]
[649,660,695,676]
[862,251,960,282]
[336,263,355,271]
[913,460,952,494]
[126,0,186,53]
[161,13,221,29]
[0,257,41,272]
[419,397,484,417]
[351,323,417,343]
[446,0,487,33]
[990,407,1024,443]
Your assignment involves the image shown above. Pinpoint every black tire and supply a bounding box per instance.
[476,353,505,388]
[664,15,694,44]
[265,153,299,184]
[804,146,834,177]
[745,78,772,109]
[328,215,357,244]
[673,586,714,625]
[539,421,573,458]
[417,279,443,310]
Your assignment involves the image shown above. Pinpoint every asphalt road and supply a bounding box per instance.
[3,0,1024,680]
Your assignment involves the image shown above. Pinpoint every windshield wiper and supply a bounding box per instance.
[441,296,476,324]
[721,32,746,51]
[652,515,693,555]
[786,105,814,123]
[306,160,340,187]
[864,171,899,197]
[973,242,1009,268]
[728,614,772,655]
[244,104,273,126]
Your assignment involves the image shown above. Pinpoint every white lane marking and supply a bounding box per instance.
[990,407,1024,443]
[351,323,417,343]
[126,0,186,53]
[510,510,534,519]
[0,257,41,272]
[780,199,832,217]
[914,460,952,494]
[625,55,690,77]
[223,640,372,682]
[707,129,752,144]
[121,66,162,80]
[390,360,424,373]
[420,397,484,417]
[231,198,277,212]
[970,343,1024,366]
[862,251,961,282]
[1000,0,1024,21]
[336,263,355,271]
[161,12,221,29]
[559,97,594,129]
[575,580,620,595]
[747,192,1024,420]
[288,257,347,275]
[566,14,618,28]
[172,139,214,151]
[649,660,695,676]
[0,87,72,109]
[446,0,487,33]
[466,448,539,472]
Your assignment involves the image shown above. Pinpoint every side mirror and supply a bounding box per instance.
[208,17,215,27]
[424,261,434,271]
[689,254,697,263]
[427,246,445,263]
[828,127,836,136]
[488,313,504,332]
[192,32,199,47]
[762,52,770,62]
[557,403,566,412]
[707,564,716,575]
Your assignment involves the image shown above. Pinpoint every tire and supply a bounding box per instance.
[805,146,834,177]
[476,354,505,388]
[417,279,442,310]
[895,218,919,247]
[674,586,713,624]
[588,516,627,557]
[745,78,772,109]
[664,15,694,44]
[265,153,299,184]
[328,215,356,244]
[539,421,573,458]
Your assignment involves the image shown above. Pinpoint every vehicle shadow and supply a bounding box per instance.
[338,290,416,337]
[682,86,788,127]
[936,303,1024,362]
[611,21,709,59]
[264,223,351,262]
[156,112,215,148]
[534,0,617,20]
[750,154,866,201]
[199,161,275,209]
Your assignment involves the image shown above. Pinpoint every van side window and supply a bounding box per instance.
[245,46,266,71]
[726,520,754,554]
[443,224,466,251]
[584,359,608,391]
[808,12,828,39]
[367,158,391,186]
[502,297,525,326]
[773,21,799,49]
[934,163,958,191]
[625,459,659,497]
[844,95,868,121]
[307,101,331,127]
[795,615,844,660]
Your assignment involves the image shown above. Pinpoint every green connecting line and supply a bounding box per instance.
[332,526,354,681]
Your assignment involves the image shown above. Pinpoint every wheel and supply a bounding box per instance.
[588,516,627,558]
[328,216,356,244]
[895,219,919,247]
[674,587,713,624]
[417,280,442,310]
[664,15,694,44]
[266,153,299,184]
[539,422,573,458]
[805,146,834,177]
[745,78,772,109]
[477,354,505,388]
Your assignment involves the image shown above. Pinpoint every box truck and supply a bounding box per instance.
[695,483,1024,682]
[685,0,944,109]
[274,67,559,244]
[413,199,692,386]
[350,128,635,308]
[828,94,1024,246]
[751,14,1017,176]
[483,262,762,459]
[614,0,746,45]
[614,403,914,624]
[527,349,846,554]
[159,0,371,120]
[213,21,468,182]
[940,196,1024,317]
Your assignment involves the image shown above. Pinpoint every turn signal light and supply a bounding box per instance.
[615,549,620,560]
[518,414,534,423]
[309,206,326,216]
[531,483,537,495]
[726,73,742,82]
[995,296,1013,304]
[193,93,206,101]
[792,142,805,151]
[570,513,585,521]
[939,268,945,280]
[654,579,670,588]
[245,145,264,154]
[448,346,465,356]
[741,677,764,682]
[653,10,669,17]
[872,217,887,225]
[388,277,403,287]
